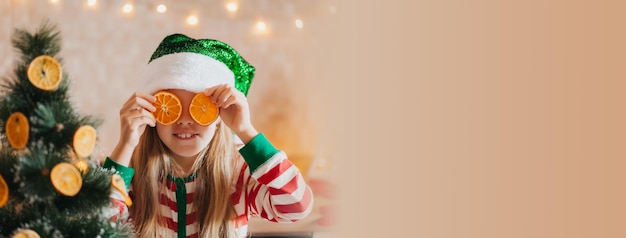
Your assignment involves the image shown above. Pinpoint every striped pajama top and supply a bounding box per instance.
[104,133,314,238]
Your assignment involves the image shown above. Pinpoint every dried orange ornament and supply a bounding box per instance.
[111,174,132,206]
[27,55,62,91]
[11,229,40,238]
[0,174,8,208]
[152,91,182,125]
[73,125,97,158]
[50,162,82,196]
[6,112,29,149]
[189,92,219,126]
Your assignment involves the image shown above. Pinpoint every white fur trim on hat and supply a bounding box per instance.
[141,52,235,94]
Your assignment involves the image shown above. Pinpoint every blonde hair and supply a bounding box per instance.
[129,121,238,238]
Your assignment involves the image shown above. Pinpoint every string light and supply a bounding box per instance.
[156,4,167,13]
[256,21,267,31]
[44,2,308,33]
[187,15,199,25]
[226,2,238,12]
[295,19,303,29]
[122,3,133,13]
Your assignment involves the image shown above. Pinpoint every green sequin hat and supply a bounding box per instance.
[141,34,255,95]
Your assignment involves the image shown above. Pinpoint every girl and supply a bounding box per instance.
[103,34,313,238]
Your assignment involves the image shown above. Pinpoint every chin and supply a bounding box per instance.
[171,147,204,158]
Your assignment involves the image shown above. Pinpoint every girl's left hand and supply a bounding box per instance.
[203,84,257,141]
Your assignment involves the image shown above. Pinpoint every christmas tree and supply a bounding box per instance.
[0,22,133,237]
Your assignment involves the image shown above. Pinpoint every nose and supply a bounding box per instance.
[176,113,194,125]
[176,102,193,125]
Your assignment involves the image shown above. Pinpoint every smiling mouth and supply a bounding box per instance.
[175,133,197,139]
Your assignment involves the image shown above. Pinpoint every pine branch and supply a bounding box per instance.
[54,168,114,215]
[0,201,41,237]
[29,101,101,151]
[55,215,134,238]
[14,142,65,204]
[9,209,134,238]
[18,217,63,238]
[0,144,19,191]
[11,20,62,62]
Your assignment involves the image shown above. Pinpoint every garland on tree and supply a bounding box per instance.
[0,22,133,237]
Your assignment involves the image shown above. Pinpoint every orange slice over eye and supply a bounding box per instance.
[189,92,219,126]
[27,55,62,91]
[73,125,97,158]
[152,91,182,125]
[50,162,83,197]
[111,174,132,206]
[0,174,8,208]
[6,112,29,149]
[12,229,40,238]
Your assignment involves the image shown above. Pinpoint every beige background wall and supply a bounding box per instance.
[326,0,626,238]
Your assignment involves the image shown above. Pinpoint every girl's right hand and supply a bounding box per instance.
[110,92,156,166]
[119,92,157,148]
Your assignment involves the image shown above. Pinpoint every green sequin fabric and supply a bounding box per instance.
[149,34,255,96]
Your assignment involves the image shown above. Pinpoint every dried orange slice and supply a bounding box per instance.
[111,174,132,206]
[0,174,8,208]
[50,162,82,196]
[6,112,29,149]
[27,55,62,91]
[189,92,219,126]
[72,125,97,158]
[12,229,40,238]
[152,91,182,125]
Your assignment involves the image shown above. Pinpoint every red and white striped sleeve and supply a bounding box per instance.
[232,133,314,223]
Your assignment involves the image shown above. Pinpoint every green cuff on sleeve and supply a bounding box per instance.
[239,133,280,173]
[103,157,134,190]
